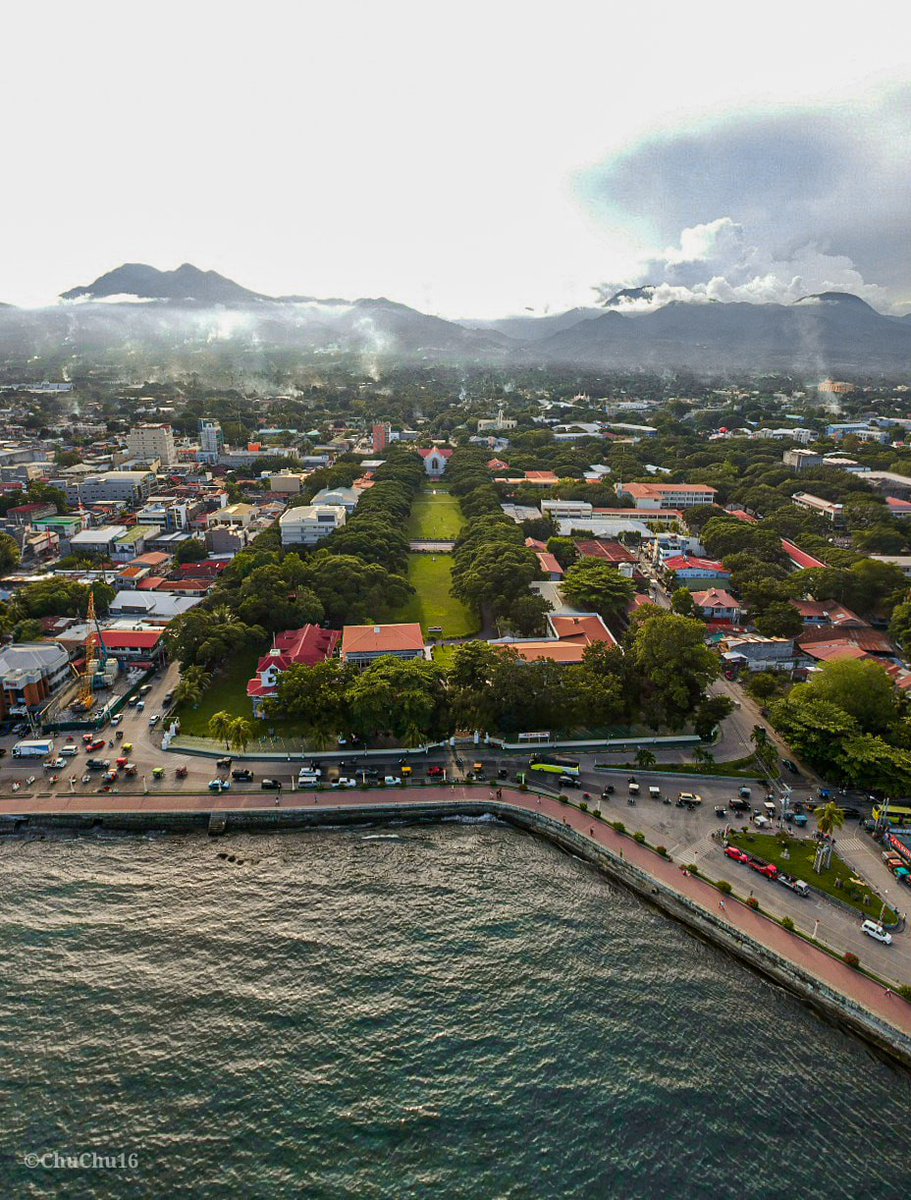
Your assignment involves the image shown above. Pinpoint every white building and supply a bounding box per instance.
[126,423,176,468]
[279,505,346,547]
[198,420,224,463]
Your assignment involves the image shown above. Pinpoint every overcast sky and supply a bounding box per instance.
[3,1,910,315]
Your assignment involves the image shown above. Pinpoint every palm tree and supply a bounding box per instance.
[815,801,846,871]
[174,678,202,709]
[228,717,252,754]
[208,710,234,749]
[692,746,715,767]
[635,748,657,770]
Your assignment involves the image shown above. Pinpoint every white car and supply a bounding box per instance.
[60,745,78,756]
[384,775,402,786]
[43,757,65,769]
[331,777,357,788]
[149,714,160,727]
[861,920,893,945]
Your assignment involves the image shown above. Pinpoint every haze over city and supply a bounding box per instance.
[3,1,910,316]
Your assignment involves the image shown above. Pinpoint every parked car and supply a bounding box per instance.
[782,759,799,775]
[678,792,703,805]
[861,920,892,945]
[725,847,749,862]
[427,766,444,777]
[729,797,750,812]
[232,769,254,782]
[260,778,282,790]
[331,777,357,788]
[384,775,402,786]
[748,859,778,879]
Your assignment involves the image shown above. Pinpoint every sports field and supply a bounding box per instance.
[392,554,479,638]
[407,487,465,541]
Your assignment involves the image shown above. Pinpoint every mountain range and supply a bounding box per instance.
[1,262,909,373]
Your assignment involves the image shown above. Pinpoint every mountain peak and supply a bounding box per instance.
[60,262,268,304]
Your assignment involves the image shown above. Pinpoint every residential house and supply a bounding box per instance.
[663,555,731,588]
[690,588,742,623]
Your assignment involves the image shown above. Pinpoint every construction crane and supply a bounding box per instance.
[76,591,106,711]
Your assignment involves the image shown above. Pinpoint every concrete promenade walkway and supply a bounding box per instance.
[3,784,909,1039]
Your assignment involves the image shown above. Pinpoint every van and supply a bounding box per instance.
[648,786,661,799]
[297,771,320,786]
[60,745,78,756]
[628,782,640,795]
[861,920,892,945]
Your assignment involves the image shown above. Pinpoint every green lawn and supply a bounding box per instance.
[407,487,466,541]
[392,554,479,638]
[173,648,263,736]
[728,830,898,922]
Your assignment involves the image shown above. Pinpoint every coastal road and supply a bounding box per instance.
[2,783,908,1040]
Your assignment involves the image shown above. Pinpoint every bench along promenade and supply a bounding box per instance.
[3,783,910,1065]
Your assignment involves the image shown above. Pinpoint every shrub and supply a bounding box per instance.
[898,984,911,1003]
[519,782,528,792]
[843,952,860,969]
[633,831,646,844]
[716,880,733,895]
[686,863,699,875]
[746,897,759,910]
[780,916,795,931]
[611,821,626,834]
[559,795,569,805]
[579,801,588,812]
[655,845,668,858]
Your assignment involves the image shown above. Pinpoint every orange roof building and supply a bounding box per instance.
[340,623,426,667]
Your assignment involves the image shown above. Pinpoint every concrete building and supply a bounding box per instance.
[279,505,346,547]
[198,420,224,463]
[617,481,717,510]
[791,492,845,526]
[540,500,593,520]
[126,423,176,468]
[211,503,256,530]
[73,471,156,506]
[67,525,129,558]
[783,448,823,471]
[863,472,911,499]
[310,486,360,514]
[0,642,71,719]
[372,422,391,452]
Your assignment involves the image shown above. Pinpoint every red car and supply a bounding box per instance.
[749,860,779,879]
[87,739,105,752]
[724,846,749,862]
[427,766,445,777]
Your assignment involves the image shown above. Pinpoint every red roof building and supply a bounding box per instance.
[246,625,341,716]
[536,551,564,580]
[340,623,426,666]
[790,599,866,628]
[492,613,617,664]
[576,539,638,565]
[781,539,828,571]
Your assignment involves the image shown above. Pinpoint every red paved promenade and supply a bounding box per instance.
[2,784,909,1038]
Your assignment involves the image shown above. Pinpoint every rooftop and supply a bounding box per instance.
[341,623,426,656]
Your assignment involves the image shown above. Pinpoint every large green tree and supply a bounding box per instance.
[629,611,720,729]
[561,559,635,619]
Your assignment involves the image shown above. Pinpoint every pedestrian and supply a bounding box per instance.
[885,988,893,998]
[589,826,594,835]
[536,797,541,806]
[496,788,502,799]
[275,796,280,806]
[719,899,726,911]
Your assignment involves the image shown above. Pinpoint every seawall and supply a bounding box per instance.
[5,795,911,1071]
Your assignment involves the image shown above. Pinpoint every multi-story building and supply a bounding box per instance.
[0,643,71,720]
[372,422,391,452]
[70,471,156,506]
[310,486,360,513]
[198,420,225,463]
[279,505,346,547]
[616,482,718,510]
[246,625,341,717]
[791,492,845,526]
[783,448,823,471]
[126,423,176,468]
[67,525,129,558]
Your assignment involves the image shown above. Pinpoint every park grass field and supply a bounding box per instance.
[393,554,479,638]
[407,486,465,541]
[173,648,262,736]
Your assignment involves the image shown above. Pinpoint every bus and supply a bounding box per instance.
[528,754,580,777]
[873,805,911,827]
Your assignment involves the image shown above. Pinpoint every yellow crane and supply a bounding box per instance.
[76,592,101,711]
